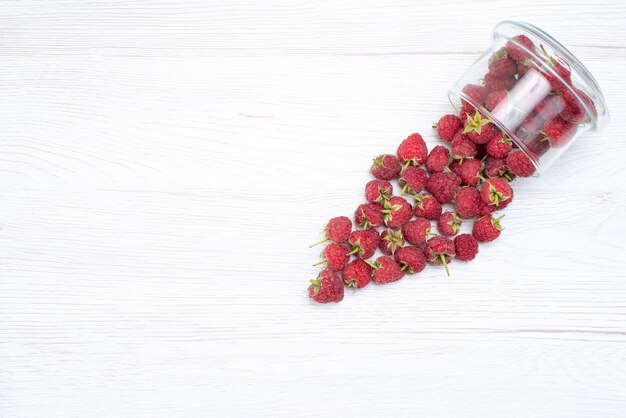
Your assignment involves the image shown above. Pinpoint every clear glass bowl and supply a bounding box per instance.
[448,20,609,174]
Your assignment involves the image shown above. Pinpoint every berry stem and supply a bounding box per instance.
[312,260,326,267]
[439,254,450,277]
[309,238,328,248]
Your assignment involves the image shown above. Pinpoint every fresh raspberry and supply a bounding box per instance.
[354,202,383,229]
[402,218,432,246]
[473,214,504,242]
[379,228,404,255]
[365,179,393,203]
[506,34,535,62]
[456,159,483,187]
[413,193,442,220]
[461,84,486,111]
[486,134,513,159]
[308,269,344,303]
[316,242,351,271]
[437,211,462,237]
[488,48,517,78]
[485,90,508,111]
[423,236,456,276]
[448,159,461,177]
[426,172,462,204]
[382,196,413,228]
[397,133,428,166]
[477,200,496,217]
[516,113,544,140]
[506,151,536,177]
[399,166,428,195]
[561,87,597,123]
[434,114,463,142]
[484,156,510,179]
[454,186,481,219]
[348,229,380,260]
[480,178,513,209]
[394,246,427,274]
[425,145,450,173]
[311,216,352,247]
[543,116,576,148]
[451,132,479,160]
[342,259,372,289]
[369,256,405,284]
[524,136,550,160]
[454,234,479,262]
[463,112,497,145]
[370,154,402,180]
[535,94,565,120]
[484,72,516,93]
[517,58,534,76]
[540,50,572,92]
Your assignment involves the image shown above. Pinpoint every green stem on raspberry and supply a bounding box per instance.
[403,160,411,169]
[401,183,408,194]
[312,260,326,267]
[440,254,450,277]
[309,237,328,248]
[348,246,360,256]
[310,279,321,286]
[363,260,378,270]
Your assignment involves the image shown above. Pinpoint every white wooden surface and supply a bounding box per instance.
[1,1,626,417]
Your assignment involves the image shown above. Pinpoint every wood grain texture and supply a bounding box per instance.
[1,1,626,417]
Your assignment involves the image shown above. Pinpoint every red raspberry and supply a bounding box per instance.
[311,216,352,247]
[472,214,504,242]
[524,136,550,160]
[316,242,351,271]
[402,218,432,246]
[413,193,442,220]
[399,166,428,195]
[484,156,510,179]
[423,236,456,276]
[516,113,544,140]
[397,133,428,166]
[454,234,479,262]
[480,178,513,209]
[348,229,380,260]
[485,90,508,111]
[370,154,402,180]
[456,159,483,187]
[426,172,462,204]
[451,132,479,160]
[561,87,597,123]
[437,211,462,237]
[484,72,516,93]
[308,269,344,303]
[535,94,565,120]
[434,114,463,142]
[342,259,372,289]
[370,256,405,284]
[477,200,496,217]
[488,48,517,78]
[461,84,486,111]
[543,117,576,148]
[506,151,536,177]
[486,134,513,159]
[394,246,426,274]
[365,179,393,203]
[463,112,497,145]
[382,196,413,228]
[379,228,404,255]
[506,34,536,62]
[425,145,451,173]
[354,202,383,229]
[540,52,572,93]
[454,186,481,219]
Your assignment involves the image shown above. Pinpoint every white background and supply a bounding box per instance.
[1,1,626,417]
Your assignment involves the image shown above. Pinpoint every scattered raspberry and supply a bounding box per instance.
[463,111,497,144]
[484,71,516,93]
[423,236,456,276]
[397,133,428,166]
[437,211,462,236]
[484,156,510,179]
[488,48,517,78]
[365,179,393,203]
[348,229,380,260]
[399,166,428,195]
[451,132,479,160]
[379,228,404,255]
[395,246,427,274]
[434,114,463,142]
[480,178,514,209]
[369,256,405,284]
[485,90,508,111]
[506,151,536,177]
[454,186,481,219]
[454,234,479,262]
[477,200,496,217]
[370,154,402,180]
[543,116,576,148]
[311,216,352,247]
[456,159,483,187]
[382,196,413,228]
[506,34,535,61]
[472,214,504,242]
[461,84,486,111]
[426,171,462,204]
[342,259,372,289]
[354,202,384,229]
[486,134,513,159]
[402,218,432,246]
[316,242,351,271]
[308,269,344,303]
[413,193,442,220]
[425,145,451,173]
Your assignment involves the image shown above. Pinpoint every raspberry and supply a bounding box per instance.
[382,196,413,228]
[540,51,572,92]
[484,156,510,179]
[451,132,479,160]
[454,234,479,262]
[506,34,535,62]
[354,202,383,229]
[561,87,596,123]
[397,133,428,166]
[477,200,496,217]
[369,256,405,284]
[311,216,352,247]
[535,94,565,120]
[486,134,513,159]
[379,228,404,255]
[413,193,442,220]
[517,59,534,76]
[308,269,344,303]
[365,179,393,203]
[434,114,463,142]
[348,229,380,259]
[543,117,576,148]
[394,246,426,274]
[488,48,517,78]
[426,172,462,204]
[454,186,481,219]
[480,178,513,209]
[342,259,372,289]
[316,242,351,271]
[437,211,462,237]
[402,218,432,246]
[456,159,483,187]
[461,84,486,111]
[423,236,456,276]
[425,145,451,173]
[472,214,504,242]
[370,154,402,180]
[484,72,516,93]
[485,90,508,111]
[463,112,497,145]
[524,136,550,160]
[506,151,536,177]
[516,113,544,140]
[399,166,428,195]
